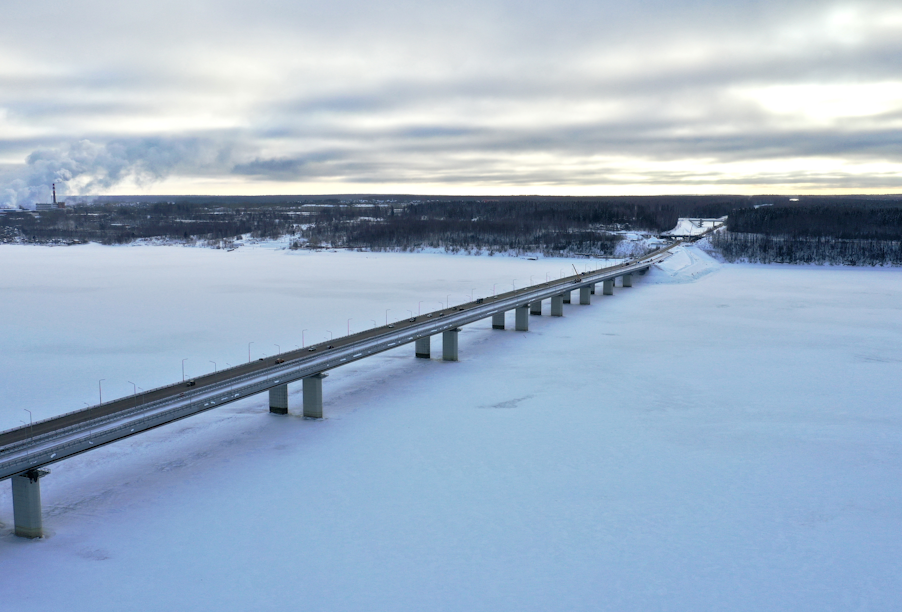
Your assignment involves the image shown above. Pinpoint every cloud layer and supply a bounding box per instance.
[2,0,901,205]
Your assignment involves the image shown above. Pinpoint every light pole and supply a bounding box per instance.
[98,379,105,404]
[210,361,217,373]
[560,268,565,278]
[128,381,137,407]
[469,289,475,301]
[182,358,188,382]
[274,344,280,355]
[371,320,377,328]
[446,294,450,308]
[302,329,307,348]
[327,330,333,340]
[493,283,497,296]
[530,275,534,285]
[418,301,424,315]
[512,279,517,290]
[385,309,390,325]
[23,409,33,442]
[407,309,414,318]
[248,341,254,363]
[347,318,352,336]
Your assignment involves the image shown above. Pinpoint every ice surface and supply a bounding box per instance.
[1,244,901,611]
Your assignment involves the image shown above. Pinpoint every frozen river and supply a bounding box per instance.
[1,244,900,611]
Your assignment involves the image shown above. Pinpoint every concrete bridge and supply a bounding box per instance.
[1,242,681,538]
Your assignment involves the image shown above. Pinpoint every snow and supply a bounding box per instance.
[1,244,901,611]
[662,217,725,237]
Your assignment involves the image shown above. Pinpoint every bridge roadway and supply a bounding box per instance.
[0,241,686,535]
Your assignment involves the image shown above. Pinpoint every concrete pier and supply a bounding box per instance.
[492,312,505,330]
[12,469,48,538]
[638,267,648,276]
[579,286,591,305]
[590,283,596,295]
[603,279,614,295]
[443,328,460,361]
[269,384,289,415]
[415,336,431,358]
[551,294,564,316]
[530,300,542,315]
[303,373,328,419]
[563,290,571,304]
[515,305,529,331]
[623,273,633,287]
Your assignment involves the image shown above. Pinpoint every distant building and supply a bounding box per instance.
[34,182,66,210]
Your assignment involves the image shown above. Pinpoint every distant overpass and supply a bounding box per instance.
[1,237,699,538]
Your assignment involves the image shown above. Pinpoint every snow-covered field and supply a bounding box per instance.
[1,244,900,611]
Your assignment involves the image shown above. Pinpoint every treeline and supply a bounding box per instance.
[715,200,902,266]
[726,203,902,240]
[710,233,902,266]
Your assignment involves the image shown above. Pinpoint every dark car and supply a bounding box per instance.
[275,358,285,364]
[185,380,196,387]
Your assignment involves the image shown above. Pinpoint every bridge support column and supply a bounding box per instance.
[515,305,529,331]
[639,267,648,276]
[579,286,591,305]
[551,295,564,317]
[415,336,431,358]
[269,384,289,415]
[623,273,633,287]
[603,279,614,295]
[442,328,460,361]
[563,290,571,304]
[491,312,505,329]
[590,283,596,295]
[12,469,49,538]
[530,300,542,315]
[303,373,328,419]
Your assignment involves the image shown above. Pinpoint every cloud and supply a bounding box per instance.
[1,0,901,195]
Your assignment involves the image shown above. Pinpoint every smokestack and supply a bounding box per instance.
[52,183,57,206]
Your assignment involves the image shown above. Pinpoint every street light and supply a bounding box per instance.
[406,309,414,318]
[493,283,497,296]
[248,341,254,363]
[128,381,137,407]
[371,320,377,328]
[326,330,333,340]
[274,344,280,355]
[512,279,517,290]
[210,361,217,373]
[182,358,188,382]
[418,301,424,315]
[23,409,34,442]
[469,289,475,301]
[347,318,352,336]
[302,329,308,348]
[446,294,451,308]
[98,379,105,404]
[385,309,390,325]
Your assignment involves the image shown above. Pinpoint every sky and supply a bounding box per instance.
[1,0,901,206]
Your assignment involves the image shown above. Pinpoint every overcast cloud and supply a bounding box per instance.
[2,0,901,205]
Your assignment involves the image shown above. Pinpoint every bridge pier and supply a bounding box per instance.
[551,294,564,317]
[623,273,633,287]
[303,373,328,419]
[579,286,591,305]
[562,290,571,304]
[415,336,431,358]
[590,283,596,295]
[639,267,648,276]
[12,469,49,538]
[603,279,614,295]
[269,384,289,415]
[530,300,542,315]
[443,328,460,361]
[515,305,529,331]
[492,312,505,330]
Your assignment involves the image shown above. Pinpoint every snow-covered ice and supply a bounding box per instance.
[1,244,900,611]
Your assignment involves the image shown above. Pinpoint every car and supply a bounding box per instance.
[307,347,316,352]
[409,317,416,322]
[426,314,432,318]
[476,298,484,304]
[327,345,334,349]
[388,324,394,328]
[185,380,196,387]
[258,358,264,361]
[274,358,285,364]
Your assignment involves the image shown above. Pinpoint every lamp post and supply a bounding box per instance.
[128,381,137,407]
[512,279,517,290]
[418,301,424,315]
[327,330,333,340]
[385,309,390,325]
[98,379,105,404]
[407,309,414,318]
[210,361,217,373]
[493,283,497,296]
[181,358,188,382]
[274,344,280,355]
[347,319,352,336]
[302,329,307,348]
[446,294,451,308]
[248,342,254,363]
[23,409,34,443]
[371,320,377,328]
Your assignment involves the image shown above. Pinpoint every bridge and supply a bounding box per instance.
[1,241,685,538]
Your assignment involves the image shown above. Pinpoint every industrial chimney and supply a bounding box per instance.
[52,183,57,206]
